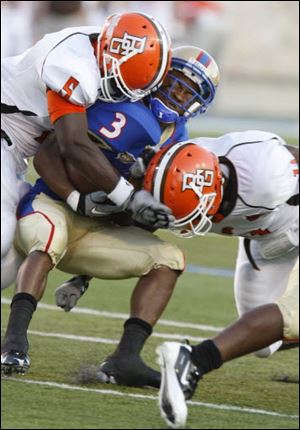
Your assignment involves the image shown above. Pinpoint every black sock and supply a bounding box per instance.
[191,339,223,376]
[115,317,152,356]
[1,293,37,354]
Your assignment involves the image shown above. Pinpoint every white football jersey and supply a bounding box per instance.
[1,26,101,159]
[192,131,299,241]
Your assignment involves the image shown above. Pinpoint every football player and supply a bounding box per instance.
[157,258,299,429]
[1,11,173,267]
[1,48,220,386]
[1,45,219,290]
[52,45,220,308]
[144,133,299,358]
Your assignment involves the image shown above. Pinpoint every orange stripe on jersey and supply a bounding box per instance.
[47,90,86,124]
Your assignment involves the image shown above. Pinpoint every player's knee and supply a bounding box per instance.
[276,260,299,340]
[15,213,68,266]
[281,309,299,340]
[150,242,185,272]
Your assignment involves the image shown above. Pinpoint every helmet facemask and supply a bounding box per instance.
[149,46,219,123]
[97,34,153,102]
[171,182,217,238]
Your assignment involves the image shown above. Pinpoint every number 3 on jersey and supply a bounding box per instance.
[99,113,127,139]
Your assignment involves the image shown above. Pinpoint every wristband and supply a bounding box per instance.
[66,190,80,211]
[107,176,134,206]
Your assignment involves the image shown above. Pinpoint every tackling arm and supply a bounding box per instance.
[54,112,123,194]
[53,112,142,213]
[34,132,75,200]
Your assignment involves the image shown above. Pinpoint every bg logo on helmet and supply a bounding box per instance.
[110,32,147,56]
[182,169,214,192]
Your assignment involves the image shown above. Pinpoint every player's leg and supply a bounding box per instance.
[97,265,181,388]
[157,259,300,428]
[1,250,54,374]
[1,194,69,374]
[156,303,284,429]
[58,222,184,387]
[234,237,298,357]
[276,258,299,342]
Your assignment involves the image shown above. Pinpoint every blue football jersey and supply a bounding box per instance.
[86,99,188,178]
[18,100,188,217]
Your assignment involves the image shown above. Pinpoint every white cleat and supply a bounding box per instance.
[156,341,200,429]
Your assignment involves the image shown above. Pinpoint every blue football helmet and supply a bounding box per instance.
[149,45,220,124]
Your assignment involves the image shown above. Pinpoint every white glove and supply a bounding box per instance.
[126,190,175,229]
[129,146,157,179]
[75,191,123,217]
[55,275,90,311]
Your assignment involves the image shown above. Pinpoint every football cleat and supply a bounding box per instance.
[96,353,161,388]
[156,342,202,429]
[1,350,30,375]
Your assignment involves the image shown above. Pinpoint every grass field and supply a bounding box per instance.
[1,232,299,429]
[2,141,299,429]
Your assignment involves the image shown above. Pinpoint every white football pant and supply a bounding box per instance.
[1,141,30,262]
[234,237,299,357]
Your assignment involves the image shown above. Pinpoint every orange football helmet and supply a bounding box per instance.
[144,142,223,237]
[97,12,171,102]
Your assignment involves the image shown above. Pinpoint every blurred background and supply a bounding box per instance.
[2,0,299,139]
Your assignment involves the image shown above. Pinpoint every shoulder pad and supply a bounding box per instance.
[42,34,100,106]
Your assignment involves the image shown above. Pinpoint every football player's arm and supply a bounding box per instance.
[46,91,175,227]
[47,90,133,205]
[54,112,122,193]
[34,133,75,200]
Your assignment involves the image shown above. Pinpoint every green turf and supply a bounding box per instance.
[1,231,299,429]
[2,145,299,429]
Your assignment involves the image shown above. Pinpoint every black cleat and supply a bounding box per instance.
[96,353,161,388]
[1,350,30,375]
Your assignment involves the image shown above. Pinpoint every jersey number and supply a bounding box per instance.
[61,76,80,100]
[99,113,126,139]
